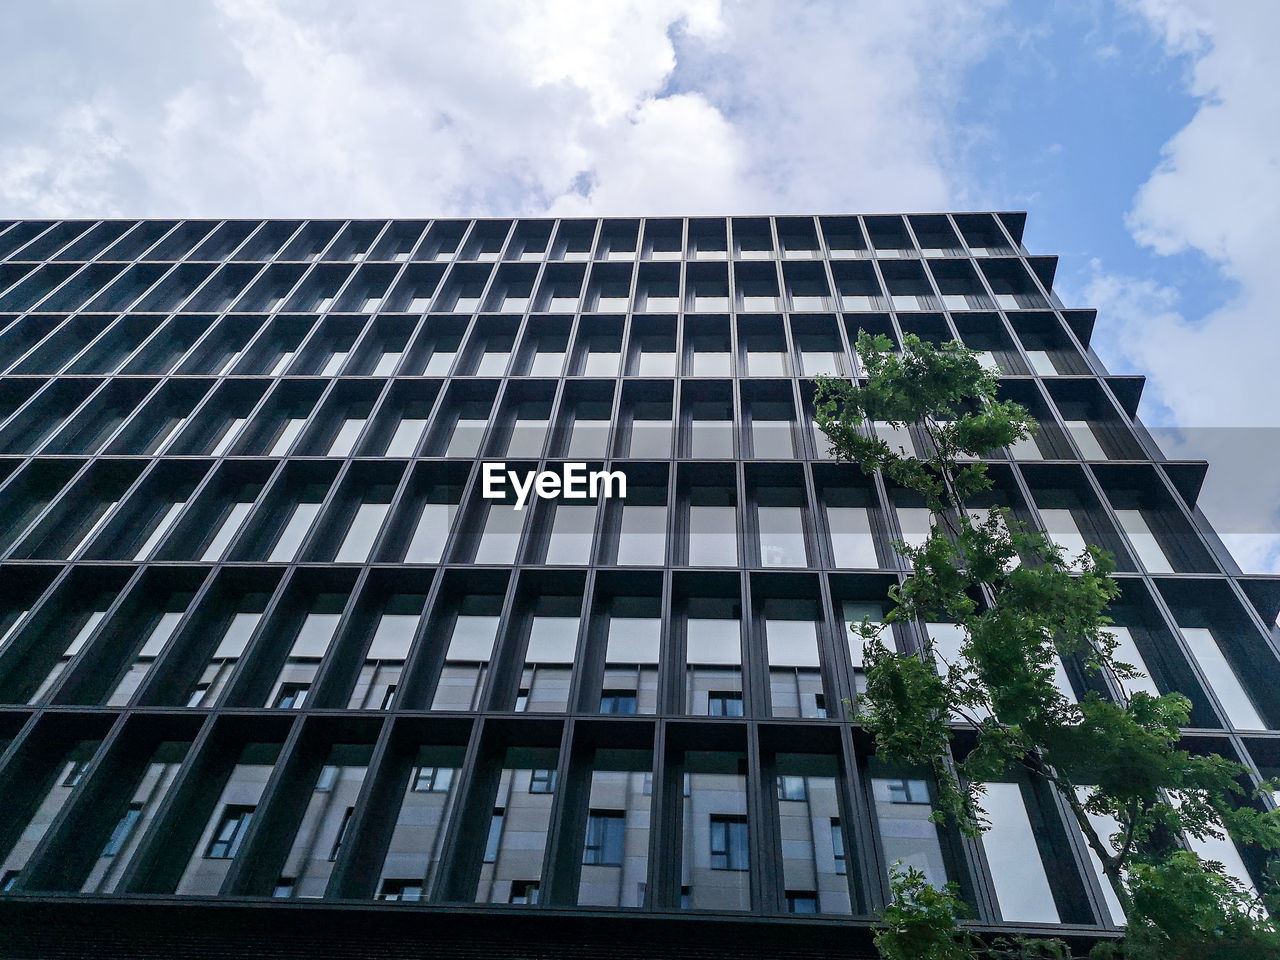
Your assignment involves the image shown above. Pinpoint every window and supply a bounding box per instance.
[981,782,1060,923]
[413,766,455,792]
[378,879,424,901]
[599,689,638,715]
[509,880,540,904]
[1,871,18,891]
[814,693,827,718]
[205,805,254,859]
[273,878,295,898]
[709,815,749,870]
[887,778,930,804]
[186,683,210,707]
[100,802,143,857]
[329,806,355,861]
[484,809,504,863]
[786,891,819,914]
[273,682,309,709]
[61,759,89,787]
[380,685,397,710]
[583,811,626,866]
[529,769,557,794]
[514,687,530,712]
[777,776,807,802]
[708,691,743,717]
[831,819,846,875]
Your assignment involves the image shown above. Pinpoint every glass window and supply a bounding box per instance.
[1181,627,1265,729]
[200,501,253,561]
[980,781,1060,923]
[267,502,322,562]
[269,418,308,457]
[1114,509,1173,573]
[1038,508,1088,570]
[688,505,737,566]
[869,769,948,890]
[603,612,660,715]
[628,409,671,457]
[691,348,731,376]
[477,751,558,904]
[709,815,749,870]
[431,607,500,711]
[577,756,652,907]
[828,505,877,567]
[276,747,370,897]
[895,506,932,552]
[1026,350,1057,376]
[637,349,676,376]
[583,811,626,866]
[751,417,793,459]
[545,504,596,564]
[758,505,807,567]
[520,611,579,712]
[617,505,666,565]
[474,504,525,564]
[529,350,564,376]
[567,416,610,458]
[1065,420,1107,460]
[335,502,390,563]
[746,351,787,376]
[1104,626,1160,699]
[445,418,487,458]
[690,417,734,459]
[686,612,741,715]
[506,413,549,458]
[327,419,366,457]
[385,418,428,457]
[205,805,254,859]
[583,343,620,377]
[404,501,457,564]
[766,617,824,718]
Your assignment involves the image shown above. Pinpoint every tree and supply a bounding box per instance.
[814,331,1280,960]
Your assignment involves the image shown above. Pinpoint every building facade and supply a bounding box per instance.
[0,214,1276,958]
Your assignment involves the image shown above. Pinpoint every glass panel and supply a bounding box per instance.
[895,506,932,552]
[431,606,501,710]
[82,742,190,893]
[981,781,1060,923]
[758,505,807,567]
[445,418,487,458]
[688,506,736,566]
[335,502,390,563]
[828,506,877,567]
[637,350,675,376]
[1114,510,1173,573]
[751,420,793,459]
[267,597,346,708]
[377,746,464,900]
[629,414,671,457]
[800,350,844,376]
[0,741,102,883]
[746,351,786,376]
[567,418,610,458]
[545,504,596,565]
[583,346,620,377]
[348,596,424,709]
[776,755,852,914]
[404,501,457,564]
[506,417,548,458]
[106,605,189,706]
[327,419,366,457]
[521,612,579,712]
[603,612,660,715]
[685,612,741,715]
[477,749,559,904]
[577,752,653,908]
[187,604,266,707]
[529,351,564,376]
[617,505,666,565]
[201,501,253,561]
[869,768,948,890]
[1039,508,1088,570]
[276,745,371,898]
[1181,627,1265,729]
[691,350,731,376]
[177,743,279,894]
[385,418,428,457]
[267,502,322,562]
[1066,420,1107,460]
[690,420,734,458]
[474,504,525,564]
[1073,786,1126,924]
[683,752,750,910]
[766,618,824,718]
[1105,625,1160,699]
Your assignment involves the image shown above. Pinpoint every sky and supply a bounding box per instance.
[2,0,1277,575]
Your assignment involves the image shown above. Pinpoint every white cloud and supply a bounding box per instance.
[0,0,1001,218]
[1086,0,1280,572]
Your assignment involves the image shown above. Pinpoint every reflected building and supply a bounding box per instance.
[0,215,1276,958]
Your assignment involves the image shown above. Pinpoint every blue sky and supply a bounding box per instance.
[1,0,1276,573]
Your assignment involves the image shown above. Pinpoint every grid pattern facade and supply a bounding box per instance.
[0,214,1278,956]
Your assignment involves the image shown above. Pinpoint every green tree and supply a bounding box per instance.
[814,332,1280,960]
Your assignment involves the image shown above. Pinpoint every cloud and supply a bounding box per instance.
[1086,0,1280,573]
[0,0,1002,218]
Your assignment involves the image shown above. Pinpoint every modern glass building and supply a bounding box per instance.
[0,214,1276,958]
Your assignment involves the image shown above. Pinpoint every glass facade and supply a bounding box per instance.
[0,215,1274,957]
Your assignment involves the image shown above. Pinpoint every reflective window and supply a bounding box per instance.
[775,755,851,914]
[275,746,371,898]
[431,604,501,711]
[378,747,463,902]
[980,781,1060,923]
[603,608,660,715]
[828,505,878,567]
[576,753,652,905]
[688,505,737,566]
[477,750,558,904]
[404,501,457,564]
[474,504,525,564]
[868,766,948,890]
[684,752,750,910]
[758,505,807,567]
[1181,627,1265,729]
[617,505,666,565]
[765,615,825,718]
[1065,420,1107,460]
[520,607,579,712]
[1115,509,1173,573]
[686,609,741,715]
[335,502,390,563]
[545,503,596,565]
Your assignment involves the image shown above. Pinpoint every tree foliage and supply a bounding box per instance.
[814,332,1280,960]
